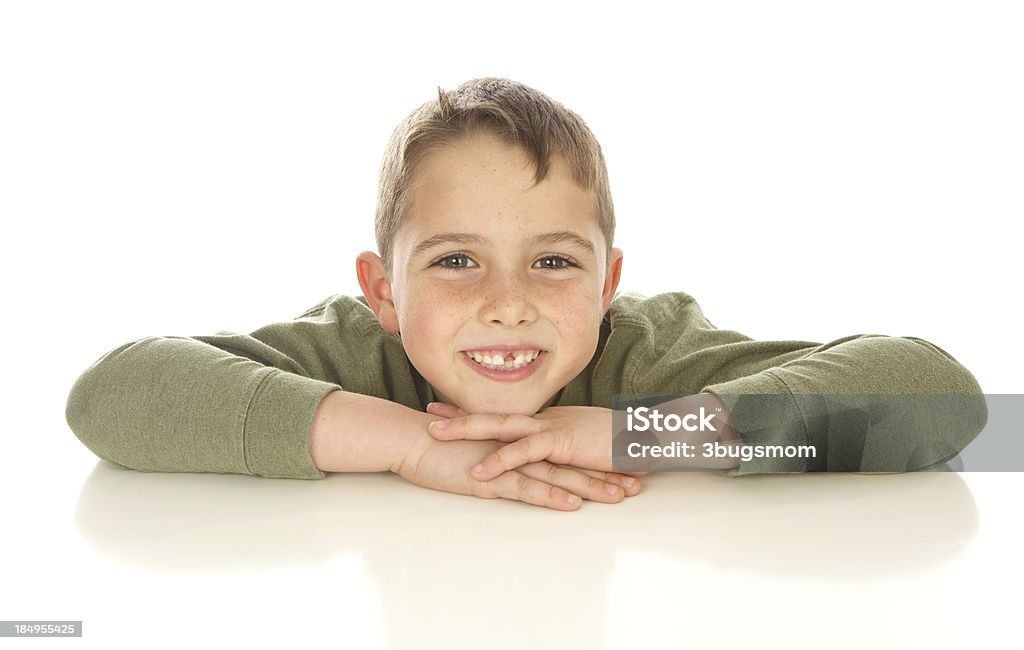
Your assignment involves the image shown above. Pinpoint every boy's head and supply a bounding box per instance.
[373,77,616,280]
[357,78,624,415]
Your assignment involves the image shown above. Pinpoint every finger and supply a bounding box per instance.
[482,469,583,511]
[425,402,467,418]
[428,412,543,442]
[575,468,642,496]
[470,434,555,480]
[519,462,628,504]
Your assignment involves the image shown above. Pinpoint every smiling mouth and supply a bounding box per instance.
[462,350,543,371]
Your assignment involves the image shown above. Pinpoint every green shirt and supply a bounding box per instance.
[65,291,986,479]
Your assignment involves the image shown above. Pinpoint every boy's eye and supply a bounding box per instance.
[432,253,477,271]
[533,255,579,271]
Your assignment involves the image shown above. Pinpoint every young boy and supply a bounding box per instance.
[65,77,987,512]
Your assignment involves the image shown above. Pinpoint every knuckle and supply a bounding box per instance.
[544,462,561,483]
[515,472,532,495]
[470,477,498,500]
[523,434,542,458]
[546,483,564,505]
[492,445,511,469]
[581,474,603,498]
[556,431,574,456]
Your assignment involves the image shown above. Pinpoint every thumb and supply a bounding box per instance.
[426,402,468,418]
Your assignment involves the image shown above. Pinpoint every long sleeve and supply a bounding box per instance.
[585,291,988,475]
[700,334,988,475]
[65,295,427,479]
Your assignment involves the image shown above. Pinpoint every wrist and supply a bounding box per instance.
[389,427,433,476]
[308,390,427,473]
[699,390,736,442]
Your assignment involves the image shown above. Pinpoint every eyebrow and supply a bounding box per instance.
[535,231,597,255]
[412,230,596,258]
[412,232,487,258]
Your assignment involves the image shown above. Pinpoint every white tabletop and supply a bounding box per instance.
[3,446,1020,649]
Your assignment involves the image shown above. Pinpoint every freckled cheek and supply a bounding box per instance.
[537,279,591,306]
[546,298,596,342]
[402,293,470,347]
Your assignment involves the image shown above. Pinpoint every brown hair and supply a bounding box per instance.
[375,77,615,278]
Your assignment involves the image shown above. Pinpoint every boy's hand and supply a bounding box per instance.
[426,402,625,481]
[427,395,735,478]
[394,426,639,512]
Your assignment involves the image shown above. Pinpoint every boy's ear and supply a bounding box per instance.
[601,247,624,314]
[356,251,400,334]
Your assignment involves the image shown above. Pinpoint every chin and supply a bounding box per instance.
[460,395,545,416]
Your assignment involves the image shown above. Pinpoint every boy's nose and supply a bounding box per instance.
[479,274,538,326]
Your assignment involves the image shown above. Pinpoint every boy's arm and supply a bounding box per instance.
[66,335,340,478]
[308,389,419,472]
[607,295,986,475]
[65,333,635,508]
[66,294,451,478]
[695,335,988,475]
[309,390,640,509]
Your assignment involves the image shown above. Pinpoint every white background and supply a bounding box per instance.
[3,2,1020,389]
[1,1,1021,648]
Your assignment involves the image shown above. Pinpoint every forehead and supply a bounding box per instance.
[401,133,600,244]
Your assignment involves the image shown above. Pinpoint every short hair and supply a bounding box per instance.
[374,77,615,278]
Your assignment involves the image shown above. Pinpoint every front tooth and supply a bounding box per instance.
[467,351,541,368]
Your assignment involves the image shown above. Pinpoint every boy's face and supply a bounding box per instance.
[358,131,623,415]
